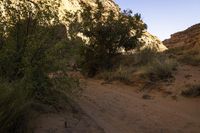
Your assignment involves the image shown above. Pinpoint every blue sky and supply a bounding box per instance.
[114,0,200,40]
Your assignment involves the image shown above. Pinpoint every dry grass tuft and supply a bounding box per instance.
[181,84,200,97]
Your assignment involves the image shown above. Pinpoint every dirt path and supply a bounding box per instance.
[34,66,200,133]
[77,79,200,133]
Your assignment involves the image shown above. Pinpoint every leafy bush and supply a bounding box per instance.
[0,0,79,132]
[0,80,32,133]
[69,0,147,77]
[181,84,200,97]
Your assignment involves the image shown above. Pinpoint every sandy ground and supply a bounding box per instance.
[161,65,200,95]
[77,79,200,133]
[34,65,200,133]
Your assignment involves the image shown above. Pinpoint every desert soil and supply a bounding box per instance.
[34,65,200,133]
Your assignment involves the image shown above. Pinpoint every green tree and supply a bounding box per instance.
[69,0,147,76]
[0,0,77,132]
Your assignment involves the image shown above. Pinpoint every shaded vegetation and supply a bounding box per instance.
[137,49,177,81]
[179,53,200,66]
[0,0,79,132]
[182,84,200,97]
[167,46,200,66]
[142,57,177,81]
[97,66,133,84]
[68,0,147,77]
[0,0,190,132]
[97,48,178,83]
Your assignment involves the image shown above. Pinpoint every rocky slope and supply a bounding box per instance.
[8,0,167,52]
[163,23,200,50]
[60,0,167,52]
[60,0,120,13]
[139,31,167,52]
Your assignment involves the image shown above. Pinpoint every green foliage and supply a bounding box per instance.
[68,0,147,77]
[0,80,34,133]
[0,0,78,132]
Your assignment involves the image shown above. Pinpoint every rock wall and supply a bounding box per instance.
[140,31,167,52]
[60,0,167,52]
[163,23,200,49]
[59,0,120,14]
[6,0,167,52]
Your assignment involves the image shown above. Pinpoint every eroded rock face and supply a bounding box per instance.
[8,0,167,52]
[59,0,167,52]
[59,0,120,14]
[163,23,200,50]
[140,31,167,52]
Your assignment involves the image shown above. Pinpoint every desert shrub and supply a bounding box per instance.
[0,1,79,132]
[113,66,133,83]
[104,48,178,82]
[179,54,200,66]
[134,48,178,81]
[97,66,133,84]
[69,0,147,77]
[166,47,184,56]
[119,48,159,68]
[144,58,177,81]
[167,45,200,66]
[97,71,114,81]
[134,48,157,66]
[181,84,200,97]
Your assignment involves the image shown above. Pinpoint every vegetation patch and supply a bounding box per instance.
[181,84,200,97]
[143,58,177,81]
[69,1,147,77]
[167,46,200,66]
[98,48,178,84]
[0,1,79,132]
[132,48,178,82]
[179,54,200,66]
[97,66,133,84]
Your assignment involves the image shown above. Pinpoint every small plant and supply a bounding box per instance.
[132,48,178,81]
[134,48,157,66]
[170,45,200,66]
[181,84,200,97]
[113,66,133,83]
[97,71,115,81]
[143,57,178,81]
[179,54,200,66]
[97,66,133,84]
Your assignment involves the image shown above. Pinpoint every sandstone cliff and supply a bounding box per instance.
[59,0,120,15]
[140,31,167,52]
[6,0,167,52]
[163,23,200,50]
[60,0,167,52]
